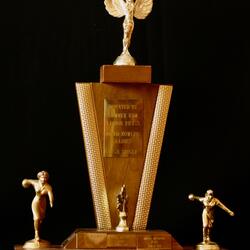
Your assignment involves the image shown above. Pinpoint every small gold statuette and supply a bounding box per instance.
[116,184,129,232]
[22,170,54,248]
[188,189,234,250]
[104,0,153,65]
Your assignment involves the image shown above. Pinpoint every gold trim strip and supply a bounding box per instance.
[76,83,112,229]
[132,85,173,230]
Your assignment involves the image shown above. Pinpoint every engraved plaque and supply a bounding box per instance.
[104,99,143,157]
[107,233,137,248]
[137,234,171,249]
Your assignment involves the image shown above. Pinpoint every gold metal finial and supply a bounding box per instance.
[22,170,54,248]
[116,184,129,232]
[188,190,234,250]
[104,0,153,65]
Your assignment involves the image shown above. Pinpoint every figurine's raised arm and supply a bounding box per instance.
[188,193,204,202]
[22,178,37,188]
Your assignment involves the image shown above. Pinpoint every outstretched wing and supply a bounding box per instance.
[104,0,126,18]
[134,0,153,19]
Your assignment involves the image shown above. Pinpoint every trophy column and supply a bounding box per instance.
[61,65,183,250]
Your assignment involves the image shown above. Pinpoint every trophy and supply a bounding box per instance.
[188,190,235,250]
[104,0,153,66]
[21,171,54,249]
[115,185,129,232]
[16,1,183,249]
[61,1,183,249]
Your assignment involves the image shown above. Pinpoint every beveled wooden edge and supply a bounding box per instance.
[133,85,173,230]
[76,83,112,229]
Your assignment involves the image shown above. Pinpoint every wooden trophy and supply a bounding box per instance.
[61,64,183,250]
[62,0,183,249]
[16,1,183,249]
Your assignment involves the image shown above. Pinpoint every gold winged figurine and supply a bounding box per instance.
[104,0,153,65]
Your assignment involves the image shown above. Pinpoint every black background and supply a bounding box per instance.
[1,1,249,250]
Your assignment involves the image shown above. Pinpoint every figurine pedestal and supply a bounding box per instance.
[15,246,61,250]
[22,239,51,249]
[196,242,220,250]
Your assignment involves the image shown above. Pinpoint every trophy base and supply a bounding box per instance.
[196,241,220,250]
[22,239,51,249]
[61,228,183,250]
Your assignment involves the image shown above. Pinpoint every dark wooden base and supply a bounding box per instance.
[63,229,183,249]
[14,246,229,250]
[16,229,183,250]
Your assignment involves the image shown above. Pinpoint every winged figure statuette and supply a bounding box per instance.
[104,0,153,65]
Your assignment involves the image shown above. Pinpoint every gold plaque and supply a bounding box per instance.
[104,98,143,157]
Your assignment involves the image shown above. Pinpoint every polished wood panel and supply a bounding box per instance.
[90,82,159,229]
[100,65,151,83]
